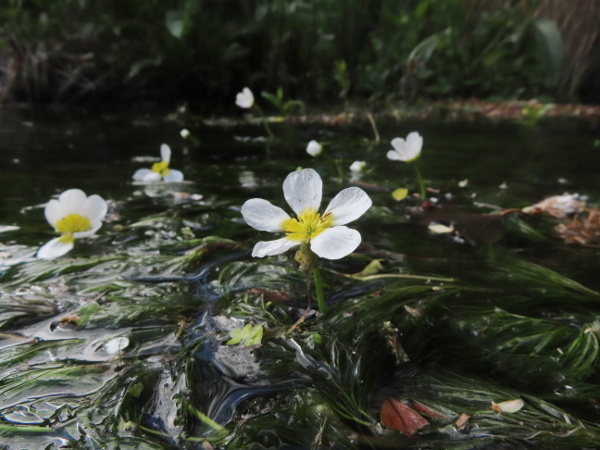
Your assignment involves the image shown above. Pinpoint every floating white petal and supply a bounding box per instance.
[310,226,361,259]
[324,187,372,226]
[252,238,298,257]
[242,198,290,232]
[37,237,74,260]
[283,168,322,215]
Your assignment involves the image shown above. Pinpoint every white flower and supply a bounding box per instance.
[387,131,423,163]
[236,87,255,109]
[180,129,190,139]
[306,140,322,157]
[241,168,372,259]
[132,144,184,183]
[349,161,366,172]
[37,189,107,260]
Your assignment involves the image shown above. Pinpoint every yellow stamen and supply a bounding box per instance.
[151,160,170,176]
[281,208,334,242]
[55,214,92,234]
[58,233,75,244]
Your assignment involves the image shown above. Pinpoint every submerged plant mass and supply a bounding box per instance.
[1,111,600,449]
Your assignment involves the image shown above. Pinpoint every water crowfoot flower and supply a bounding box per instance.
[235,86,274,138]
[306,140,323,157]
[242,168,372,313]
[235,87,255,109]
[242,168,372,260]
[133,144,184,183]
[387,132,423,163]
[386,131,426,198]
[37,189,107,260]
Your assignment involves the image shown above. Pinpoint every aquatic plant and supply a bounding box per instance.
[241,168,372,312]
[37,189,107,260]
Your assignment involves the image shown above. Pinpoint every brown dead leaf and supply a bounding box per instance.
[555,208,600,245]
[455,413,471,430]
[380,398,429,436]
[248,288,292,303]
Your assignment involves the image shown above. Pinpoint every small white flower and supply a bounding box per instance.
[387,131,423,163]
[132,144,184,183]
[306,140,322,157]
[241,168,372,260]
[236,87,255,109]
[349,161,366,172]
[180,129,190,139]
[37,189,107,260]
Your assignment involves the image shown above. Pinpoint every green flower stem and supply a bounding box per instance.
[253,103,275,139]
[412,162,426,198]
[312,265,327,313]
[326,155,345,182]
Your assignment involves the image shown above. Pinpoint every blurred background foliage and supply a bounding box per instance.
[0,0,598,108]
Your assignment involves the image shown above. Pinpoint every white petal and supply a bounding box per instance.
[386,150,404,161]
[160,144,172,163]
[57,189,87,216]
[44,199,62,227]
[163,169,184,182]
[81,195,107,222]
[242,198,290,232]
[406,131,423,156]
[252,237,298,257]
[306,140,322,156]
[37,237,74,260]
[283,168,322,215]
[310,226,361,260]
[133,168,153,181]
[73,220,102,238]
[324,187,372,226]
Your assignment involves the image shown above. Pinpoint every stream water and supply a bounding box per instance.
[1,106,600,449]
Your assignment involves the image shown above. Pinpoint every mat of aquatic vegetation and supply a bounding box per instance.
[1,107,600,449]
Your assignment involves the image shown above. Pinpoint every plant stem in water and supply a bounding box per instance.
[413,162,426,198]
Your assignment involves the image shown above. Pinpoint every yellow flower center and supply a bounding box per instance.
[152,160,170,176]
[55,213,92,234]
[281,208,334,242]
[58,234,75,244]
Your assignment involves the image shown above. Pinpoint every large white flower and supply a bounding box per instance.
[241,168,372,259]
[37,189,108,260]
[132,144,184,182]
[387,131,423,163]
[236,87,255,109]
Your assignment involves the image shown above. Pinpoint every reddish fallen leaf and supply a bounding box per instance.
[455,413,471,430]
[380,398,429,436]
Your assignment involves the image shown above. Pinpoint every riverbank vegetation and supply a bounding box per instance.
[1,0,599,108]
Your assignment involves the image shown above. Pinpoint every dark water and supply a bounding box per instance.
[1,106,600,449]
